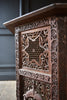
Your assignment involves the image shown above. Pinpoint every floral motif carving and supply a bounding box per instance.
[15,17,59,100]
[21,27,51,73]
[51,17,58,100]
[19,69,51,83]
[23,77,51,100]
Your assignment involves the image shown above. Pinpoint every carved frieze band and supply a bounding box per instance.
[19,69,51,83]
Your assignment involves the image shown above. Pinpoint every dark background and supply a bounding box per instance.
[0,0,67,80]
[22,0,67,14]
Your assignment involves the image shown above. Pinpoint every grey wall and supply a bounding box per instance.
[0,0,19,80]
[29,0,67,12]
[22,0,67,14]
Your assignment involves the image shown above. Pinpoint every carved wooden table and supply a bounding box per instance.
[4,3,67,100]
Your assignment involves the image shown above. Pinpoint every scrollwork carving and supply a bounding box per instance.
[15,16,59,100]
[21,27,51,73]
[23,77,51,100]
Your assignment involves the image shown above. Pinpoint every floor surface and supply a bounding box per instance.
[0,81,16,100]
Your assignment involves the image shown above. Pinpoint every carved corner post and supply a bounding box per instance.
[57,17,67,100]
[15,29,24,100]
[51,17,67,100]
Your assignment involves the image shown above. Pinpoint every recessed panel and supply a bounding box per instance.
[21,26,51,74]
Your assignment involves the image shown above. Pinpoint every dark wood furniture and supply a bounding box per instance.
[4,3,67,100]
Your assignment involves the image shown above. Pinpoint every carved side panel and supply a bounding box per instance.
[20,26,52,100]
[21,26,51,74]
[15,32,24,100]
[57,17,67,100]
[15,32,20,100]
[15,17,59,100]
[51,17,58,100]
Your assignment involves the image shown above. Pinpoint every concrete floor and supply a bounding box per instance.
[0,81,16,100]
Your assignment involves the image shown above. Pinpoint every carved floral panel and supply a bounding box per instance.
[23,77,51,100]
[15,17,60,100]
[21,26,51,74]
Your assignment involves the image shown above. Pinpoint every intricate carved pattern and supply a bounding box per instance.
[21,27,51,73]
[15,16,59,100]
[21,34,29,50]
[23,77,51,100]
[19,69,51,83]
[25,37,44,62]
[51,17,58,100]
[23,88,42,100]
[15,18,51,33]
[39,30,48,50]
[15,33,20,100]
